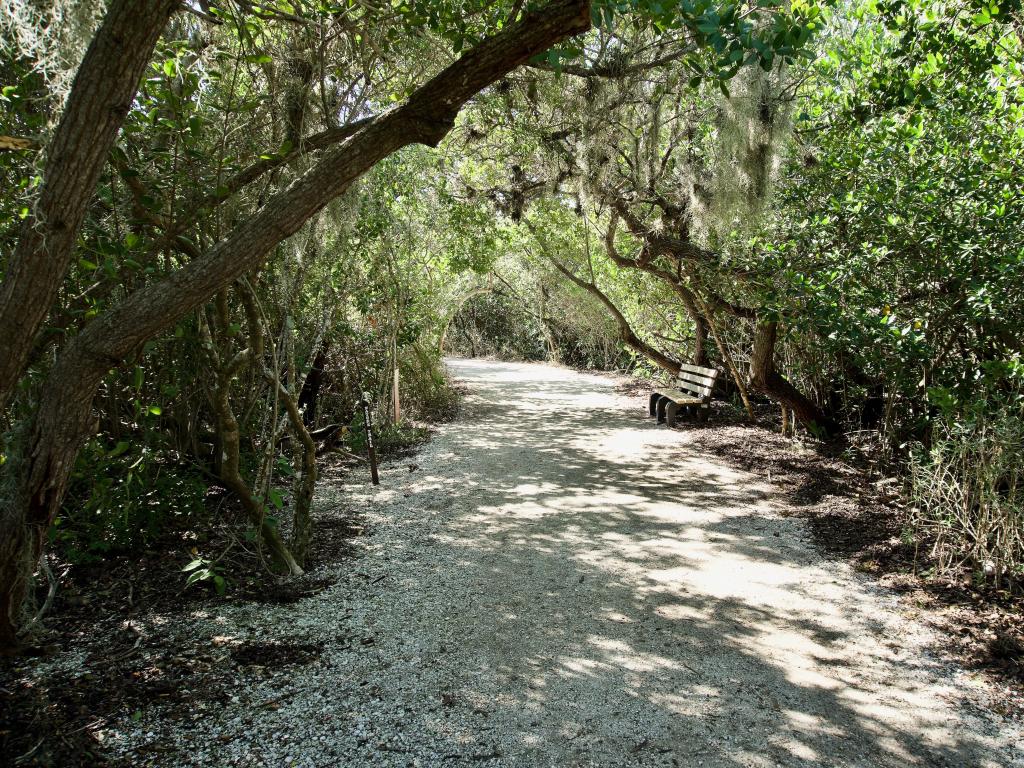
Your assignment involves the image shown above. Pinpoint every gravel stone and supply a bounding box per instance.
[105,358,1022,767]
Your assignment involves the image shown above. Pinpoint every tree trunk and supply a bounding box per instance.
[692,312,708,367]
[538,285,560,363]
[600,214,710,368]
[214,372,304,577]
[695,296,754,420]
[197,296,304,576]
[748,320,839,437]
[0,0,592,650]
[275,379,317,567]
[0,0,178,411]
[711,321,755,420]
[297,348,328,427]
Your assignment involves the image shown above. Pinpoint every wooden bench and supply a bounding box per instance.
[649,363,719,427]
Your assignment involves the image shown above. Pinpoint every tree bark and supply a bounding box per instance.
[0,0,178,412]
[273,376,318,566]
[604,198,758,321]
[748,319,839,437]
[692,312,709,367]
[0,0,592,651]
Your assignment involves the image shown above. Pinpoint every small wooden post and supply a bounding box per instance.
[360,394,379,485]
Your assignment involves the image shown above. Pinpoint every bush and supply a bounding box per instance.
[401,344,461,423]
[444,293,547,361]
[909,404,1024,587]
[53,439,207,564]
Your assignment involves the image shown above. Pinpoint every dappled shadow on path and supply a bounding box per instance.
[357,359,1007,767]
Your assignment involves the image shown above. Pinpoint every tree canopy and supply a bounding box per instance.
[1,0,1022,652]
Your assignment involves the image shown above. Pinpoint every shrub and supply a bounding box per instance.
[909,404,1024,587]
[53,439,207,564]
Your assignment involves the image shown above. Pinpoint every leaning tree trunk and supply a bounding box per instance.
[0,0,592,651]
[667,279,711,368]
[600,214,708,368]
[694,294,754,420]
[748,319,839,437]
[0,0,178,412]
[546,257,682,376]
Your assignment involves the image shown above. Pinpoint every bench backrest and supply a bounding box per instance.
[676,363,718,400]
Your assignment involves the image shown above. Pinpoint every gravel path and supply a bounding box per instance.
[109,358,1021,767]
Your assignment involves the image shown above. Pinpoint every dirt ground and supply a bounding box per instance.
[2,358,1021,766]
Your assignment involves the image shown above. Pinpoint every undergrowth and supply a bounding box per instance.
[909,403,1024,589]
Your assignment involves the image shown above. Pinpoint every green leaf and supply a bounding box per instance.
[163,59,177,77]
[268,488,284,510]
[182,558,205,572]
[108,441,130,458]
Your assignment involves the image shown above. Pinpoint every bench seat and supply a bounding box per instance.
[651,389,705,406]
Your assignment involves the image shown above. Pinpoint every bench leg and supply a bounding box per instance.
[649,392,661,417]
[655,396,669,423]
[665,401,680,427]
